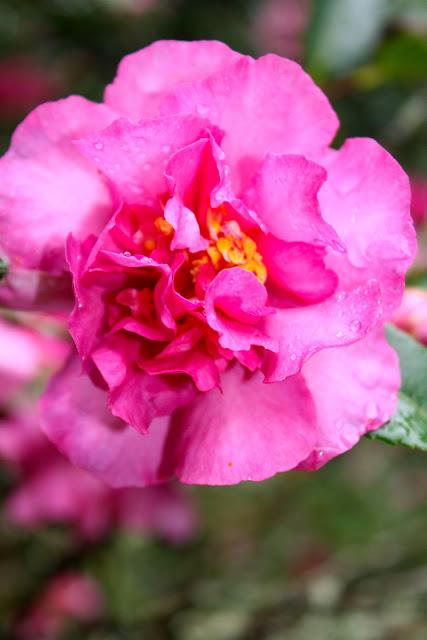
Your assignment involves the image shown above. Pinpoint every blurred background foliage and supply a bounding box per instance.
[0,0,427,638]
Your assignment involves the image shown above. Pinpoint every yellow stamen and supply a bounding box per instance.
[154,217,174,236]
[143,238,156,252]
[194,209,267,284]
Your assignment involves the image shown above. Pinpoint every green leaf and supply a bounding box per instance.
[368,325,427,451]
[0,259,7,281]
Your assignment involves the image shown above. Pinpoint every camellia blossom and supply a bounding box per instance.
[0,41,416,485]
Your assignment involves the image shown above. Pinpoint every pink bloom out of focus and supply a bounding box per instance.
[393,287,427,345]
[0,57,59,121]
[0,317,197,543]
[16,572,104,640]
[411,176,427,226]
[0,41,416,485]
[252,0,311,60]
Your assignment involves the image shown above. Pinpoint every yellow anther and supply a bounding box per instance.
[154,217,174,236]
[206,245,222,269]
[189,209,268,285]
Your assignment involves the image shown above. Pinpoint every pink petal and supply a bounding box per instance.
[0,97,116,303]
[260,237,338,305]
[40,355,173,487]
[298,329,400,469]
[243,154,342,250]
[74,114,213,205]
[264,279,382,381]
[162,364,317,484]
[205,267,277,352]
[318,138,416,315]
[104,40,241,120]
[161,55,338,190]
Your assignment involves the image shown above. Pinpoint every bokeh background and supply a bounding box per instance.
[0,1,427,638]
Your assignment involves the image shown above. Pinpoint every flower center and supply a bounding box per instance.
[155,208,267,285]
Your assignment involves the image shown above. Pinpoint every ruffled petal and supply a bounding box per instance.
[298,329,400,469]
[40,355,173,487]
[0,97,116,307]
[161,55,338,190]
[105,40,241,120]
[74,114,213,206]
[243,153,342,250]
[318,138,416,316]
[161,364,317,484]
[205,267,277,352]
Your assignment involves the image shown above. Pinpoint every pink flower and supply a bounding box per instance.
[251,0,311,60]
[411,176,427,226]
[0,317,197,542]
[393,287,427,345]
[0,315,68,407]
[0,41,416,485]
[15,572,104,640]
[0,412,197,542]
[0,57,59,120]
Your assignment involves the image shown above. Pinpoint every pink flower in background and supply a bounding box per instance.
[0,41,416,485]
[393,287,427,345]
[411,177,427,226]
[251,0,311,60]
[0,57,59,121]
[0,413,197,541]
[16,572,104,640]
[0,315,68,407]
[0,317,197,542]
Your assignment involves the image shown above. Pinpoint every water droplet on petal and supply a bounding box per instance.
[350,319,361,332]
[290,353,297,361]
[123,251,131,257]
[93,141,104,150]
[335,330,344,338]
[336,292,346,302]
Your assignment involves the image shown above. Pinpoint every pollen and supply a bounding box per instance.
[194,208,267,284]
[154,217,174,236]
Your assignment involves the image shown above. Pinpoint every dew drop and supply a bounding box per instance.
[123,251,131,257]
[350,319,361,332]
[336,292,346,302]
[318,450,324,458]
[93,141,104,151]
[335,330,344,338]
[290,353,297,361]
